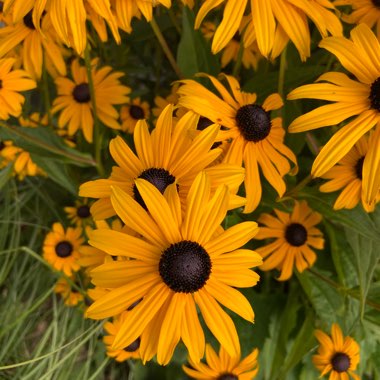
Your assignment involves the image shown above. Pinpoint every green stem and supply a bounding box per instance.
[283,175,312,198]
[306,132,320,156]
[168,8,181,34]
[84,45,105,177]
[278,45,287,99]
[308,268,380,312]
[150,17,183,79]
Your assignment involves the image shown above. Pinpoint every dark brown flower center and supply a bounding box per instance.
[159,241,211,293]
[197,117,222,149]
[125,337,140,352]
[369,77,380,110]
[76,205,91,218]
[232,33,241,42]
[0,2,4,13]
[372,0,380,8]
[23,10,35,30]
[129,105,145,120]
[355,156,365,180]
[55,241,73,258]
[331,352,350,372]
[0,141,5,151]
[133,168,175,210]
[217,374,238,380]
[236,104,271,142]
[73,83,91,103]
[285,223,307,246]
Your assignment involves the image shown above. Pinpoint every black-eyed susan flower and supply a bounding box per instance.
[64,199,93,227]
[120,97,151,134]
[177,74,297,213]
[202,18,261,70]
[79,104,246,219]
[313,323,360,380]
[86,172,262,364]
[320,131,379,212]
[0,140,44,180]
[54,276,84,307]
[287,24,380,183]
[194,0,342,60]
[52,59,130,143]
[112,0,171,34]
[254,200,324,281]
[0,58,36,120]
[103,312,141,362]
[43,222,84,276]
[0,10,67,80]
[335,0,380,36]
[183,344,259,380]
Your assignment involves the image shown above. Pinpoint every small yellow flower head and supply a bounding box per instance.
[313,323,360,380]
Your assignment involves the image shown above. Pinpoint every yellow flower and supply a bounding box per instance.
[80,104,246,219]
[320,131,380,212]
[202,18,262,70]
[52,59,130,143]
[177,74,297,213]
[103,311,141,362]
[43,222,84,276]
[64,198,93,227]
[85,172,262,364]
[254,200,324,281]
[78,219,124,272]
[287,24,380,208]
[0,58,36,120]
[0,10,66,79]
[112,0,171,34]
[183,344,259,380]
[54,276,84,307]
[313,323,360,380]
[152,83,186,119]
[120,97,151,134]
[0,140,44,180]
[335,0,380,36]
[194,0,342,60]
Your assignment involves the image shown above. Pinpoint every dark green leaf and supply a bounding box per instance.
[177,7,219,78]
[0,124,96,168]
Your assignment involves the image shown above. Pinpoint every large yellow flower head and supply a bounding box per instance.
[254,200,324,281]
[52,59,130,143]
[85,172,262,365]
[0,58,36,120]
[177,74,297,213]
[183,344,259,380]
[0,9,66,79]
[287,23,380,207]
[194,0,342,60]
[80,104,246,219]
[313,323,360,380]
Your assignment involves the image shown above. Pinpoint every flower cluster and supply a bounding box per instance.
[3,1,378,379]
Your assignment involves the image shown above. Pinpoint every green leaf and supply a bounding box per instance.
[280,312,316,376]
[0,163,14,190]
[297,270,344,325]
[30,155,78,195]
[177,7,220,78]
[345,228,379,319]
[0,124,96,168]
[244,65,325,101]
[299,190,380,242]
